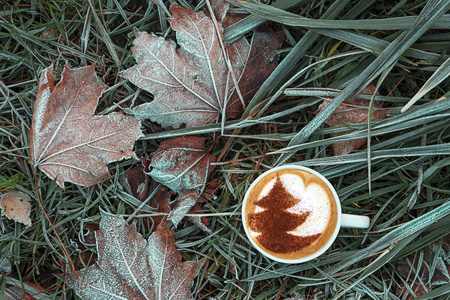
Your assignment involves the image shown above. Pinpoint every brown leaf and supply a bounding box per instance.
[0,191,32,226]
[149,136,216,193]
[148,136,216,226]
[397,232,450,297]
[211,0,283,117]
[66,211,204,300]
[120,4,282,128]
[29,64,142,187]
[226,26,284,117]
[316,85,387,155]
[71,223,99,270]
[396,282,429,300]
[148,183,176,228]
[126,162,212,230]
[120,4,235,128]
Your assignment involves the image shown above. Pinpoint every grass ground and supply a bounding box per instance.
[1,0,450,299]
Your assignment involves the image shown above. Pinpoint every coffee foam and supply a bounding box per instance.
[286,182,330,236]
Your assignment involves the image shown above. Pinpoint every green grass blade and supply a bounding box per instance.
[287,144,450,167]
[401,56,450,112]
[415,282,450,300]
[88,0,122,68]
[333,233,420,298]
[224,0,310,43]
[310,28,447,64]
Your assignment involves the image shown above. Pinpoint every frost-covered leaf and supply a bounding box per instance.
[167,189,199,227]
[66,211,204,300]
[29,64,142,188]
[149,136,216,193]
[316,85,387,155]
[120,4,282,128]
[0,191,32,226]
[148,136,216,226]
[126,164,211,230]
[120,4,236,128]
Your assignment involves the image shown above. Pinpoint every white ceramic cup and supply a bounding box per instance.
[242,165,370,264]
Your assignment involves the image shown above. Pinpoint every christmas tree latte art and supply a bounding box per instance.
[245,169,338,260]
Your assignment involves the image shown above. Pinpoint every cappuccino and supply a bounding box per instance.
[244,168,338,260]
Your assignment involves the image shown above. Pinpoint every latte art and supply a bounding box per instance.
[244,168,338,260]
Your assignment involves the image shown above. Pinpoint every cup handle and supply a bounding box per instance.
[341,214,370,229]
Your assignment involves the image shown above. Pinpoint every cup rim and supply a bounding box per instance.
[242,165,342,264]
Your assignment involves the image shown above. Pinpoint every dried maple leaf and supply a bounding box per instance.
[149,184,177,228]
[29,64,142,187]
[316,85,387,155]
[66,211,204,300]
[120,4,282,128]
[0,191,32,226]
[148,136,216,226]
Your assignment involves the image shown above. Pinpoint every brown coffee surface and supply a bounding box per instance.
[245,168,338,260]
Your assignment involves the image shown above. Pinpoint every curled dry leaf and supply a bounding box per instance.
[29,64,142,188]
[120,4,283,128]
[0,191,32,226]
[188,202,211,233]
[126,158,151,202]
[316,85,387,155]
[69,223,99,270]
[149,136,216,193]
[148,136,216,226]
[66,211,204,300]
[126,164,211,231]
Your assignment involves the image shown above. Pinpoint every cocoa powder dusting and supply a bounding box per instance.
[248,176,321,254]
